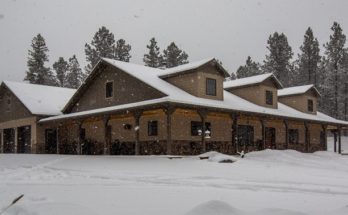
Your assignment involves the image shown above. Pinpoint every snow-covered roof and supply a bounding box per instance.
[158,58,229,78]
[278,84,321,97]
[2,81,76,116]
[223,73,283,89]
[39,58,348,126]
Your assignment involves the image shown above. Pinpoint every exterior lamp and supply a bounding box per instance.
[205,130,211,139]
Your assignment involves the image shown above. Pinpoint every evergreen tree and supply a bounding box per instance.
[236,56,262,78]
[53,57,68,87]
[323,22,347,118]
[162,42,189,68]
[66,55,84,89]
[114,39,131,62]
[24,34,56,86]
[143,37,162,68]
[297,27,321,86]
[263,32,293,86]
[85,26,116,73]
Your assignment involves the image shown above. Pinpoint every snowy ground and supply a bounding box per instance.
[1,138,348,215]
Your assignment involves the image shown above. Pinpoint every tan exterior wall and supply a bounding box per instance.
[0,116,38,153]
[264,119,286,147]
[0,85,33,123]
[165,64,224,101]
[71,65,165,113]
[279,91,318,114]
[227,81,278,109]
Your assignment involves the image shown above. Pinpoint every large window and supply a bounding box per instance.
[289,129,299,144]
[105,81,113,98]
[206,78,216,96]
[237,125,254,146]
[265,90,273,105]
[148,121,158,136]
[308,99,314,112]
[191,121,211,136]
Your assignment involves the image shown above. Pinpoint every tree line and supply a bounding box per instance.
[235,22,348,120]
[24,26,190,88]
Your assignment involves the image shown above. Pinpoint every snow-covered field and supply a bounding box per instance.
[1,138,348,215]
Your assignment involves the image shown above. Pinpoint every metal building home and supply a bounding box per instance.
[0,58,347,155]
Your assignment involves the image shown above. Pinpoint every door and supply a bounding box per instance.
[17,126,31,153]
[3,128,15,153]
[45,129,57,154]
[265,127,276,149]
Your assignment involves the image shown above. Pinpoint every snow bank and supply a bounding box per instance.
[185,200,243,215]
[199,151,238,163]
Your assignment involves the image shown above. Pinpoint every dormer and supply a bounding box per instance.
[278,85,321,115]
[224,73,283,109]
[159,58,230,101]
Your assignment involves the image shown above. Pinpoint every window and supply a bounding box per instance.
[191,121,211,136]
[148,121,158,136]
[237,125,254,146]
[105,81,113,98]
[289,129,299,144]
[308,99,314,112]
[206,78,216,96]
[265,90,273,105]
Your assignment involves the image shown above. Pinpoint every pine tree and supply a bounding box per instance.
[66,55,84,89]
[236,56,262,78]
[85,26,116,73]
[53,57,68,87]
[297,27,321,86]
[323,22,347,118]
[263,32,293,86]
[162,42,189,68]
[114,39,131,62]
[24,34,56,86]
[143,37,162,68]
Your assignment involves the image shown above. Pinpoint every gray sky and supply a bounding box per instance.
[0,0,348,82]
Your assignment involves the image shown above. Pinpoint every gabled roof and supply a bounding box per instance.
[158,58,230,78]
[1,81,76,116]
[278,84,321,98]
[223,73,283,90]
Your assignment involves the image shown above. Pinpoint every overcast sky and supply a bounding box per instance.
[0,0,348,82]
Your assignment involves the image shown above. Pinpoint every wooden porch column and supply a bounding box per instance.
[322,125,328,150]
[103,115,110,155]
[164,106,175,155]
[231,113,238,154]
[284,120,289,149]
[0,129,3,153]
[56,125,60,154]
[304,122,310,153]
[198,109,208,153]
[77,121,83,155]
[333,130,337,153]
[14,127,18,153]
[338,126,342,154]
[260,119,265,150]
[134,111,142,155]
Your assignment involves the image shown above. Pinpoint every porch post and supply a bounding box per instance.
[260,119,265,150]
[56,125,60,154]
[164,106,175,155]
[321,125,328,150]
[134,110,142,155]
[231,113,238,154]
[304,122,310,152]
[14,127,18,153]
[333,130,337,153]
[198,109,208,153]
[77,121,83,155]
[338,126,342,154]
[0,129,3,153]
[284,120,289,149]
[103,115,110,155]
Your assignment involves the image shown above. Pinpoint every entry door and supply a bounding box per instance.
[3,128,15,153]
[265,127,276,149]
[45,129,57,154]
[17,126,31,153]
